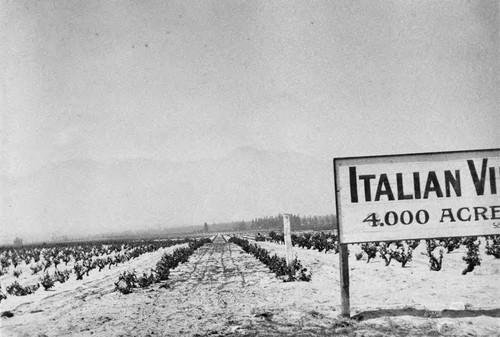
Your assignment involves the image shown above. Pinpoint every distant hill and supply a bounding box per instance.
[0,147,335,242]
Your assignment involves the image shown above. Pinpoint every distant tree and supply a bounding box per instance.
[251,219,257,230]
[290,214,301,230]
[13,237,23,247]
[234,221,247,231]
[312,216,319,226]
[204,222,209,233]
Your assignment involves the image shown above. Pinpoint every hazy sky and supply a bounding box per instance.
[2,0,498,176]
[0,1,499,241]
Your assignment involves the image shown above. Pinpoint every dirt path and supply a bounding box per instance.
[118,235,338,336]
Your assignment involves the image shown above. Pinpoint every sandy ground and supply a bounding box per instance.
[1,235,499,336]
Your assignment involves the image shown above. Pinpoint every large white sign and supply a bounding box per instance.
[334,149,500,244]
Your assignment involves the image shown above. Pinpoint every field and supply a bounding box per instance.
[1,233,499,336]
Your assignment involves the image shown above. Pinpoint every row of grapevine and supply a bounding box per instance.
[358,241,417,267]
[262,231,339,253]
[228,236,311,282]
[0,238,191,275]
[359,236,500,274]
[259,231,500,274]
[115,238,212,294]
[0,238,193,303]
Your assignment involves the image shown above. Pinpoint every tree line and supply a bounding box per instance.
[208,214,336,232]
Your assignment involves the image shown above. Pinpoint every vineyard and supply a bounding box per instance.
[1,233,499,336]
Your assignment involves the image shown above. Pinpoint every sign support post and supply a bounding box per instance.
[339,243,350,317]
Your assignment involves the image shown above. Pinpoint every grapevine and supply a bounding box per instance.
[40,273,55,290]
[361,243,378,263]
[426,239,444,271]
[485,235,500,258]
[462,237,481,275]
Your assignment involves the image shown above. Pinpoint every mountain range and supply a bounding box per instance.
[0,147,335,242]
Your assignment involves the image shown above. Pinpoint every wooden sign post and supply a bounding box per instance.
[338,243,350,317]
[334,148,500,317]
[283,213,294,275]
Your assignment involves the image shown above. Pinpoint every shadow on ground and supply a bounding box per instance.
[352,307,500,320]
